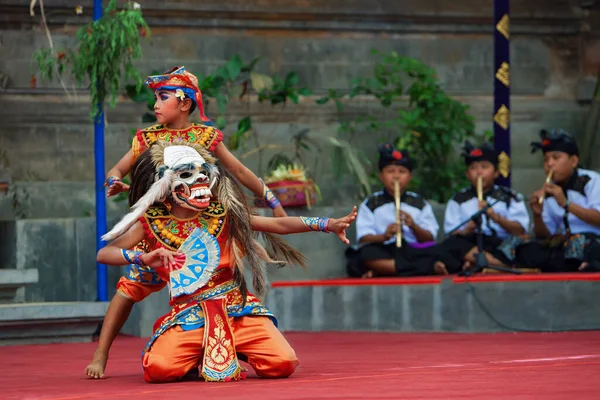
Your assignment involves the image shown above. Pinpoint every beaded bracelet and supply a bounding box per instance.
[300,216,330,233]
[264,187,281,210]
[105,176,121,188]
[121,249,144,266]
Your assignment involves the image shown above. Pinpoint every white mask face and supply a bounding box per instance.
[164,146,217,211]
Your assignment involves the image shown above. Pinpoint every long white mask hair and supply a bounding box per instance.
[102,141,219,241]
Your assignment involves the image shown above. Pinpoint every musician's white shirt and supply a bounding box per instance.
[443,185,530,239]
[356,190,439,245]
[542,168,600,235]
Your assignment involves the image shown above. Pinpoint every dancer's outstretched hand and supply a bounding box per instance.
[107,181,130,197]
[140,248,186,271]
[327,206,358,244]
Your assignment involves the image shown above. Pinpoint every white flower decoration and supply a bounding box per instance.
[75,5,83,15]
[133,2,141,10]
[175,89,186,100]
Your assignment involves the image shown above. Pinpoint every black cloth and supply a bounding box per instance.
[511,240,572,272]
[582,237,600,272]
[345,246,367,277]
[506,233,598,273]
[435,234,503,274]
[359,242,437,277]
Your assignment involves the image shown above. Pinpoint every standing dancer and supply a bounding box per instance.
[86,66,287,378]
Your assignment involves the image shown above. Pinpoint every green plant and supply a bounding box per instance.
[317,50,478,202]
[33,0,149,120]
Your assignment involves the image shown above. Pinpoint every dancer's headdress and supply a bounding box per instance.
[144,66,210,122]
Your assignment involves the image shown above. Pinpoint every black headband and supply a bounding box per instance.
[462,141,498,167]
[531,129,579,156]
[378,143,413,171]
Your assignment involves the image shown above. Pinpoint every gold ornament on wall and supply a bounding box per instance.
[496,14,509,39]
[494,105,510,130]
[498,151,511,178]
[495,62,510,87]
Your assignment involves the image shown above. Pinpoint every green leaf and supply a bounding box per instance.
[288,92,299,104]
[215,116,227,130]
[315,96,330,105]
[270,92,287,105]
[225,55,243,81]
[215,94,227,114]
[227,135,239,150]
[298,87,312,96]
[285,71,299,87]
[237,116,252,135]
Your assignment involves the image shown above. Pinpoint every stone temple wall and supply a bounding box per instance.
[0,0,598,302]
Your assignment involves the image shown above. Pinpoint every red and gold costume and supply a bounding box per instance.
[101,141,303,383]
[133,203,297,383]
[131,123,223,161]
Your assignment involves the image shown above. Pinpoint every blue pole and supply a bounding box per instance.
[94,0,108,302]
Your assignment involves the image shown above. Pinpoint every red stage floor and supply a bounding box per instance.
[2,331,600,399]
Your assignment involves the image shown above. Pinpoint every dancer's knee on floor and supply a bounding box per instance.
[143,353,186,383]
[254,353,299,378]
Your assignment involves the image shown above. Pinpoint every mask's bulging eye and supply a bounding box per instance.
[179,172,193,179]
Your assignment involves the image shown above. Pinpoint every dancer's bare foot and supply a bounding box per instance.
[433,261,449,275]
[85,349,108,379]
[361,270,374,279]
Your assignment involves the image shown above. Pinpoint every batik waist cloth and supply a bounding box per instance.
[143,268,275,355]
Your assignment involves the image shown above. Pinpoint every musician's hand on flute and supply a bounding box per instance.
[478,199,487,210]
[538,170,554,204]
[478,200,497,219]
[478,199,498,219]
[400,211,414,229]
[383,223,400,241]
[543,183,568,208]
[530,188,545,216]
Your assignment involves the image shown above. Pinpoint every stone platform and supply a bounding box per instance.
[0,268,38,303]
[0,301,108,345]
[265,273,600,333]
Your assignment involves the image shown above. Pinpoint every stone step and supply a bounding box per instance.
[0,268,38,303]
[0,301,108,345]
[266,274,600,333]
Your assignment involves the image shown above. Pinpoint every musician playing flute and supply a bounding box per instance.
[496,129,600,272]
[434,141,529,274]
[354,143,441,277]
